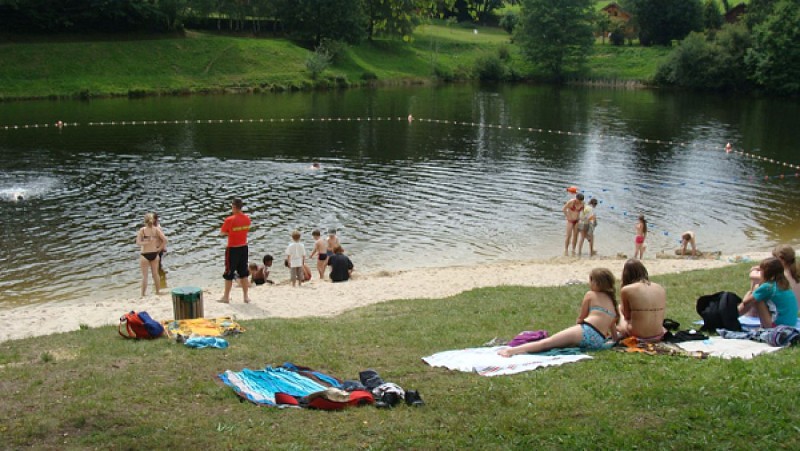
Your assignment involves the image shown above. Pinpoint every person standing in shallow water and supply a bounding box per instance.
[562,192,584,256]
[634,215,647,259]
[577,198,598,257]
[136,212,167,297]
[219,198,252,303]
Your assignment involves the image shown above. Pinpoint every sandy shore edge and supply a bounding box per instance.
[0,253,764,343]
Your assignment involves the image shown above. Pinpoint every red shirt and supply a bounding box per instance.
[221,212,251,247]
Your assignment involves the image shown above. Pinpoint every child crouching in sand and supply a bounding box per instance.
[498,268,619,357]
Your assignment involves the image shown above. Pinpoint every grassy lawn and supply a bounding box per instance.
[0,22,670,100]
[2,263,798,448]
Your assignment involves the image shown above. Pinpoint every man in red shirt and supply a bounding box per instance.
[219,198,252,303]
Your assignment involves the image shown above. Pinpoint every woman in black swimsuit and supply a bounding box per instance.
[136,213,168,297]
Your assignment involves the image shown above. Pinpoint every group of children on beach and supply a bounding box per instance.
[562,186,698,260]
[499,244,800,357]
[244,228,354,289]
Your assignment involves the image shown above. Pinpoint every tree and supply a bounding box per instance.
[623,0,703,46]
[515,0,594,82]
[594,9,612,44]
[274,0,368,46]
[363,0,418,41]
[460,0,505,24]
[746,0,800,95]
[703,0,723,30]
[654,23,751,90]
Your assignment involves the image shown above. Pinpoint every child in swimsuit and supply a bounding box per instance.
[562,193,585,257]
[309,230,329,280]
[249,263,266,286]
[634,215,647,259]
[498,268,619,357]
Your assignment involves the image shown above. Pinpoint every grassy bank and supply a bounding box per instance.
[2,263,798,448]
[0,24,667,101]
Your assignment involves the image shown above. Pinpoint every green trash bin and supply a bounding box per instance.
[171,286,204,320]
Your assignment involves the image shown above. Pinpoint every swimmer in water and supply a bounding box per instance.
[310,162,321,170]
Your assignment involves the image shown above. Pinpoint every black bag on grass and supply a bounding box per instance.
[696,291,742,332]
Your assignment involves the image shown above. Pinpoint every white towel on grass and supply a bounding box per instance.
[676,338,783,360]
[422,346,591,377]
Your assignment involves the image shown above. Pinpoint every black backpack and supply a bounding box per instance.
[696,291,742,332]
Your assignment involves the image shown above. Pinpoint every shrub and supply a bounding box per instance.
[319,39,348,63]
[305,46,332,80]
[499,10,519,34]
[360,71,378,81]
[497,44,511,62]
[655,24,751,91]
[474,54,507,81]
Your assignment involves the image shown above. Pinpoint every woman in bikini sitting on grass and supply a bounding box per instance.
[498,267,619,357]
[617,259,666,342]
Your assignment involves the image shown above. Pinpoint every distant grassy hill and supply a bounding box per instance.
[0,24,669,100]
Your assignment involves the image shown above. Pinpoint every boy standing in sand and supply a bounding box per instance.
[309,229,329,280]
[577,198,598,257]
[285,230,306,287]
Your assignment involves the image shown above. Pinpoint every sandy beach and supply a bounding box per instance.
[0,253,762,343]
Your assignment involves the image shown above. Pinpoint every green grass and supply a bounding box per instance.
[1,263,798,448]
[0,22,670,100]
[587,43,673,81]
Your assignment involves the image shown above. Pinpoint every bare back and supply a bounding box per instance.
[314,237,329,256]
[580,290,618,338]
[620,281,666,339]
[136,225,166,254]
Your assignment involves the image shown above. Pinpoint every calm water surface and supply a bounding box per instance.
[1,84,799,307]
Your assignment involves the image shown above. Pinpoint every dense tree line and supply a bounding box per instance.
[0,0,506,39]
[2,0,797,95]
[654,0,800,95]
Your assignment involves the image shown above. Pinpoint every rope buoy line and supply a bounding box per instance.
[2,115,799,172]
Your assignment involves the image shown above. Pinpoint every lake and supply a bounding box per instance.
[1,84,799,307]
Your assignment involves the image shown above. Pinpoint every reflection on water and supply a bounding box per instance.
[1,84,799,307]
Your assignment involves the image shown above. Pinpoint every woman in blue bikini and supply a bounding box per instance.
[498,268,619,357]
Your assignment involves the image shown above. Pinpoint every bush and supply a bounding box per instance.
[305,47,332,80]
[654,24,751,91]
[474,54,507,81]
[319,39,348,63]
[360,71,378,81]
[499,10,519,34]
[497,44,511,62]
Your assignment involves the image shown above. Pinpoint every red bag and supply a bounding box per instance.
[119,311,163,339]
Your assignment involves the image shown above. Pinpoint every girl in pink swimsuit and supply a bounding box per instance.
[634,215,647,259]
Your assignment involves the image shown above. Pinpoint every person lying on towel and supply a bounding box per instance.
[498,268,619,357]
